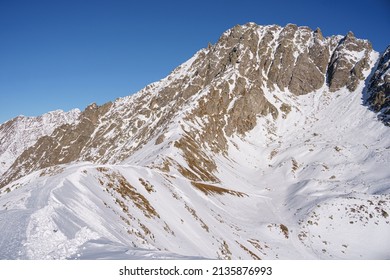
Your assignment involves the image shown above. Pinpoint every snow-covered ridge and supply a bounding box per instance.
[367,45,390,125]
[0,109,80,176]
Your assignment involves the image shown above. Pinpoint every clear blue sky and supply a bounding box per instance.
[0,0,389,123]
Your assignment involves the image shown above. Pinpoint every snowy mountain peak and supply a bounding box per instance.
[367,45,390,125]
[0,23,389,260]
[0,109,80,177]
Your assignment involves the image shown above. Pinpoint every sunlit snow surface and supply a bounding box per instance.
[0,163,207,260]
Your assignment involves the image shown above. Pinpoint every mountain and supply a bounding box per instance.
[0,109,80,177]
[367,45,390,125]
[0,23,389,260]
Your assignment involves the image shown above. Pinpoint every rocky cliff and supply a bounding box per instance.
[367,46,390,125]
[0,109,80,177]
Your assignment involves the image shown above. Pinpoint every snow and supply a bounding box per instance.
[0,164,188,259]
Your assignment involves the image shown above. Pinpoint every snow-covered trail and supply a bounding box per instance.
[0,175,55,259]
[0,209,32,259]
[0,170,108,259]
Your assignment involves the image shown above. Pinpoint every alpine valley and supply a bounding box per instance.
[0,23,389,260]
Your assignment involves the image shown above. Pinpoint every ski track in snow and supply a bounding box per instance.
[0,209,32,259]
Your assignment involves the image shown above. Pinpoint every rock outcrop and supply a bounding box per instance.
[0,109,80,176]
[367,45,390,125]
[327,31,372,92]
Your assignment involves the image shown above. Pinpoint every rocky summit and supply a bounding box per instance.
[367,45,390,125]
[0,23,389,260]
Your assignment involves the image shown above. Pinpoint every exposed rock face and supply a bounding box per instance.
[326,32,372,92]
[0,23,379,188]
[266,24,327,94]
[0,104,110,187]
[0,109,80,176]
[368,46,390,125]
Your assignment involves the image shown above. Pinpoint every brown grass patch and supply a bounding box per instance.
[269,149,278,159]
[184,203,209,232]
[96,168,159,219]
[96,167,109,173]
[139,178,155,193]
[236,241,261,260]
[117,177,159,219]
[291,159,299,172]
[39,166,65,177]
[248,239,263,250]
[163,222,175,236]
[174,135,219,183]
[219,240,232,260]
[334,146,342,152]
[280,224,289,239]
[191,182,246,197]
[159,158,172,172]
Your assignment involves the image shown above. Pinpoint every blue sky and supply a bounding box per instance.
[0,0,389,123]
